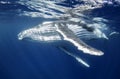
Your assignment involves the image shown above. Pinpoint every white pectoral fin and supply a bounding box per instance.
[56,24,104,56]
[75,56,90,67]
[59,46,90,67]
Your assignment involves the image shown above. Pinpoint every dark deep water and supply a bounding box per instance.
[0,0,120,79]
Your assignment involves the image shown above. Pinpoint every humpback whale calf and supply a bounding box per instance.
[17,0,118,67]
[18,20,107,67]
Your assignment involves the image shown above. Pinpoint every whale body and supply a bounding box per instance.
[18,20,107,67]
[17,0,117,67]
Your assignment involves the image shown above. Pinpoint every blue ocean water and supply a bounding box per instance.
[0,0,120,79]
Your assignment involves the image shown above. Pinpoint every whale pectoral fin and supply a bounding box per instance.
[58,46,90,67]
[56,24,104,56]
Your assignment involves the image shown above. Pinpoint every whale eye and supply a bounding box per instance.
[86,27,94,32]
